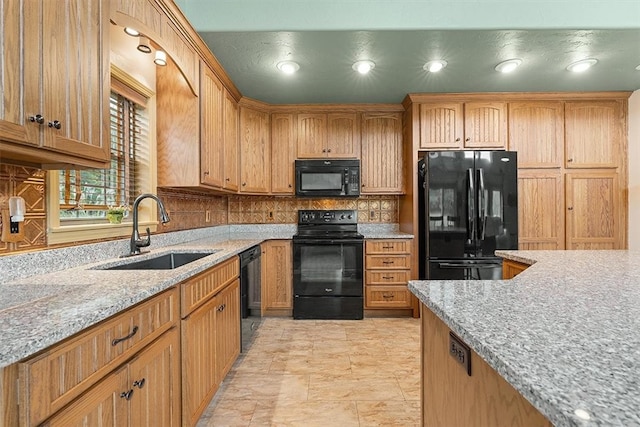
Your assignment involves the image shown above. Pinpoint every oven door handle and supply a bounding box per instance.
[293,239,364,245]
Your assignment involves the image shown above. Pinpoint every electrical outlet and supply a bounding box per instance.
[205,210,211,223]
[1,209,25,243]
[449,332,471,376]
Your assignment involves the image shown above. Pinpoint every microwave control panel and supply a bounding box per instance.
[345,168,359,195]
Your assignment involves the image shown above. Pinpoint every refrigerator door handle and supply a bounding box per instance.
[477,168,486,240]
[466,168,475,242]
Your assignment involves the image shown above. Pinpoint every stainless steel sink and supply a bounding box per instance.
[101,251,217,270]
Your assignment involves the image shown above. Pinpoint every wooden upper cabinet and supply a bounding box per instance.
[271,113,297,194]
[564,101,624,168]
[418,103,464,149]
[200,62,225,188]
[418,102,507,150]
[239,107,271,193]
[297,113,359,158]
[517,169,565,250]
[566,171,620,249]
[0,0,110,168]
[361,113,404,194]
[508,102,564,168]
[223,90,239,191]
[463,102,507,148]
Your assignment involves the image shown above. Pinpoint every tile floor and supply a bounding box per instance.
[197,317,421,427]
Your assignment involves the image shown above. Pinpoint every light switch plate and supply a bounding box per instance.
[1,209,25,243]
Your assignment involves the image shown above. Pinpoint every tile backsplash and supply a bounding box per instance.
[0,162,398,255]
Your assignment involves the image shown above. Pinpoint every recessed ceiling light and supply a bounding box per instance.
[352,60,375,74]
[423,60,447,73]
[495,59,522,73]
[276,61,300,75]
[124,27,140,37]
[136,36,152,54]
[566,58,598,72]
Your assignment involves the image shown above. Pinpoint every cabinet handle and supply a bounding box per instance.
[120,389,134,400]
[382,245,394,249]
[48,120,62,130]
[382,261,395,265]
[133,378,146,389]
[28,114,45,124]
[325,288,333,292]
[217,303,226,312]
[111,326,139,346]
[382,293,394,299]
[382,276,394,279]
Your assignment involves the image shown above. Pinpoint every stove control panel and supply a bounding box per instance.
[298,209,357,225]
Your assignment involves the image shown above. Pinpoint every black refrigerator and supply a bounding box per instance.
[418,151,518,280]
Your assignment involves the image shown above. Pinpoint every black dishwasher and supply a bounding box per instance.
[239,245,261,351]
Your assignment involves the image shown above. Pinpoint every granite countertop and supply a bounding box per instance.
[0,226,295,368]
[408,250,640,427]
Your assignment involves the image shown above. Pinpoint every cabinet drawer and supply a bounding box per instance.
[366,270,410,285]
[20,287,178,426]
[181,257,239,317]
[366,254,411,270]
[365,239,411,254]
[365,286,412,309]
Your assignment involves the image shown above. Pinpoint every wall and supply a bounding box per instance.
[628,90,640,249]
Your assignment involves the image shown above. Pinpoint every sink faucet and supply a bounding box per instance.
[129,193,171,256]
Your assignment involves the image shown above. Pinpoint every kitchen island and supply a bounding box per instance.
[409,250,640,427]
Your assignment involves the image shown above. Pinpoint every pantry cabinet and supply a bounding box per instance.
[0,0,110,168]
[564,101,624,169]
[361,113,404,194]
[223,91,239,191]
[508,101,564,168]
[239,106,271,193]
[297,113,360,158]
[418,102,507,150]
[261,240,293,316]
[271,114,297,194]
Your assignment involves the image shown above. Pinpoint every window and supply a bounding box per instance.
[58,92,149,223]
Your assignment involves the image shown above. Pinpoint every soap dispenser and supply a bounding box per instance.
[1,196,26,242]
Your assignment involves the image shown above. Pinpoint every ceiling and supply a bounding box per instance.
[175,0,640,104]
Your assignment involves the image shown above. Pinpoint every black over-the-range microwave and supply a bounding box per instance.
[295,159,360,197]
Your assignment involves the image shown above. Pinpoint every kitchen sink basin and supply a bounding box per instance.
[101,251,218,270]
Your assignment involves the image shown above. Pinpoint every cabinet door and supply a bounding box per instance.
[223,90,239,191]
[214,279,240,383]
[297,113,327,158]
[518,169,565,250]
[41,366,129,427]
[271,113,297,194]
[418,103,463,149]
[327,113,359,158]
[566,171,620,249]
[508,102,564,168]
[463,102,507,148]
[261,240,293,315]
[181,297,219,427]
[565,101,623,168]
[129,328,181,427]
[200,63,225,187]
[239,107,270,193]
[361,113,403,194]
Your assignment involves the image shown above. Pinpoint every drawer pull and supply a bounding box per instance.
[382,261,394,265]
[217,303,226,312]
[382,245,394,249]
[120,389,134,400]
[111,326,139,346]
[382,276,395,279]
[133,378,146,389]
[382,293,394,299]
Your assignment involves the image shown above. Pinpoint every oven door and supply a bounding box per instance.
[293,238,364,296]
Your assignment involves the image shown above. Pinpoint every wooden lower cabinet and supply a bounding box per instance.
[502,259,530,279]
[261,240,293,316]
[181,260,240,427]
[421,307,551,427]
[365,239,412,310]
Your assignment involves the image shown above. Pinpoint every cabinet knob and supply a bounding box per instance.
[465,137,470,142]
[327,149,331,153]
[48,120,62,130]
[226,177,230,181]
[29,114,45,124]
[120,390,134,400]
[455,137,460,142]
[203,171,210,176]
[322,149,327,153]
[288,184,292,188]
[133,378,146,389]
[567,158,574,163]
[361,184,365,187]
[242,182,246,187]
[568,207,574,211]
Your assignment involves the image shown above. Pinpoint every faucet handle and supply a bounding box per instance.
[135,227,151,248]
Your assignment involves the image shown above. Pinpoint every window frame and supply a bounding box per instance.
[46,67,157,245]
